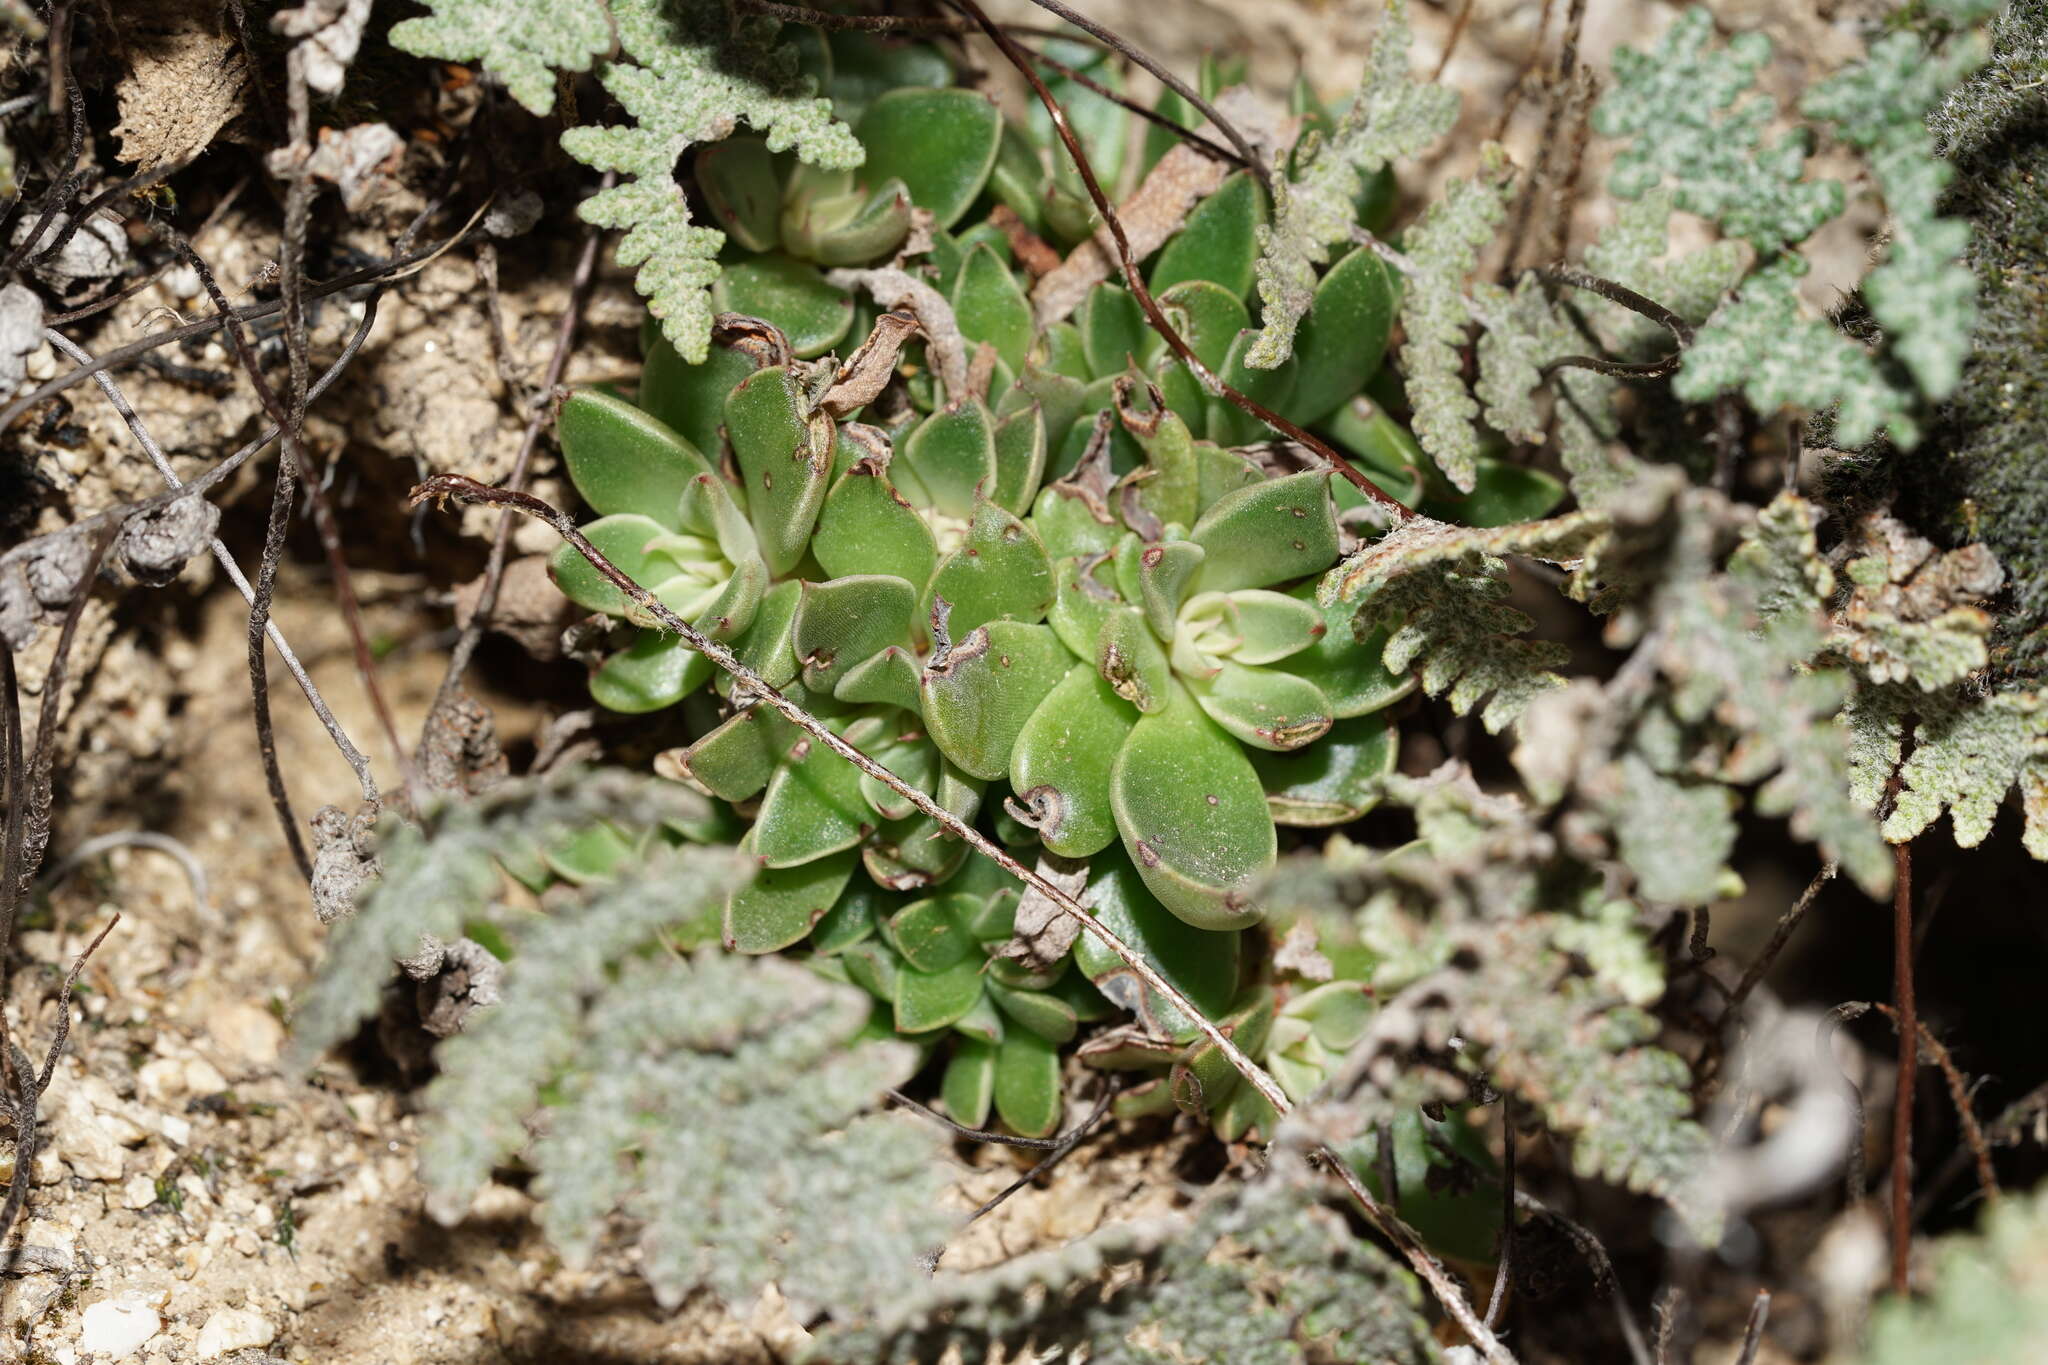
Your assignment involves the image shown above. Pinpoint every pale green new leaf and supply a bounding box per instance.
[561,0,863,363]
[1245,0,1457,369]
[390,0,612,115]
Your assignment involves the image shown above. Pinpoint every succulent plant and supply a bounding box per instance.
[538,28,1554,1136]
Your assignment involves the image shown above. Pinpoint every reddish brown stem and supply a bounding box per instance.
[1891,837,1916,1295]
[948,0,1414,520]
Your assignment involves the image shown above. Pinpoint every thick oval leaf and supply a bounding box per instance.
[550,513,687,618]
[1318,395,1431,509]
[1189,660,1335,752]
[1204,326,1298,446]
[987,982,1079,1046]
[1282,246,1401,427]
[1224,589,1323,664]
[990,404,1048,516]
[1096,605,1172,714]
[1188,470,1339,593]
[1078,284,1150,378]
[811,875,886,954]
[860,734,940,822]
[1255,710,1397,826]
[988,119,1050,235]
[813,461,940,587]
[672,705,787,803]
[751,718,876,868]
[590,631,711,713]
[953,242,1034,373]
[884,894,980,973]
[792,574,918,693]
[922,621,1076,781]
[724,578,803,695]
[896,399,997,519]
[712,255,853,359]
[835,645,922,711]
[1282,581,1414,718]
[923,499,1055,637]
[1047,552,1121,661]
[695,135,782,253]
[942,1037,998,1128]
[1110,682,1275,929]
[1149,170,1265,299]
[954,993,1005,1046]
[558,389,717,525]
[1033,481,1121,560]
[856,87,1002,230]
[1009,665,1137,859]
[1153,279,1249,427]
[894,957,986,1034]
[543,820,642,885]
[640,329,761,465]
[1173,986,1275,1116]
[726,364,833,576]
[825,28,953,124]
[1134,540,1206,640]
[993,1029,1063,1138]
[863,764,984,890]
[1073,844,1240,1038]
[724,846,858,954]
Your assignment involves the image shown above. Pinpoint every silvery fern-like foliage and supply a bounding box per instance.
[1320,510,1607,732]
[1397,149,1513,492]
[808,1156,1440,1365]
[1860,1182,2048,1365]
[1849,681,2048,860]
[1802,27,1991,402]
[1593,8,1841,254]
[1480,191,1742,509]
[388,0,613,115]
[415,845,754,1219]
[1266,768,1720,1243]
[511,951,952,1316]
[1594,8,1993,448]
[1244,0,1456,369]
[563,0,862,363]
[288,769,710,1069]
[394,0,863,364]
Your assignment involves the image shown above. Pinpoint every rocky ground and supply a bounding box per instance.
[1,1,1908,1359]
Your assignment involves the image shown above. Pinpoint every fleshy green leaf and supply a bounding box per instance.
[558,389,717,525]
[924,499,1055,637]
[1189,471,1339,593]
[1110,682,1277,929]
[725,845,859,953]
[1253,710,1399,826]
[953,242,1035,373]
[855,87,1003,229]
[726,363,834,574]
[896,400,998,519]
[1009,665,1139,859]
[793,574,918,693]
[922,622,1077,781]
[993,1028,1063,1138]
[814,460,940,586]
[712,255,854,358]
[1149,170,1266,300]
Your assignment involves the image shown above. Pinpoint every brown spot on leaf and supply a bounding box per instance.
[1141,545,1165,568]
[1133,837,1162,868]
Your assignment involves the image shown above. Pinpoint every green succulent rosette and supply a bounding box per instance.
[538,27,1561,1137]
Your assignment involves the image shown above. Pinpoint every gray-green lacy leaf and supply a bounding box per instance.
[389,0,611,116]
[1245,0,1455,368]
[560,0,862,364]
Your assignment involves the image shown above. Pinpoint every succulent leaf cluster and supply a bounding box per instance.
[536,31,1474,1136]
